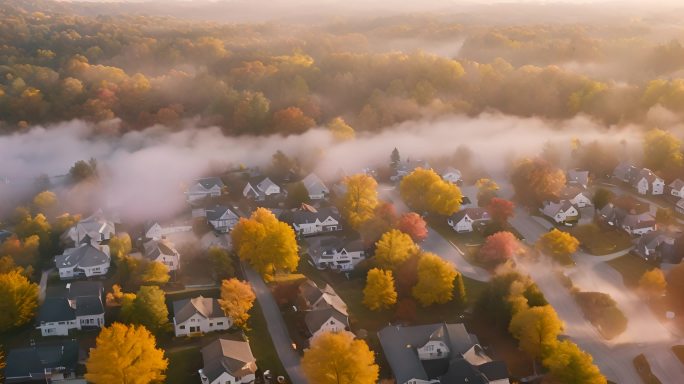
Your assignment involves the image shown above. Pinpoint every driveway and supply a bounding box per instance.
[243,264,307,384]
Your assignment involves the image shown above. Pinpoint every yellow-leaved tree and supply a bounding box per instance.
[120,285,169,333]
[363,268,397,311]
[109,233,132,261]
[327,117,355,141]
[374,229,418,270]
[342,174,379,230]
[400,168,462,216]
[85,323,168,384]
[32,190,58,213]
[509,305,564,361]
[543,340,607,384]
[0,270,39,331]
[412,252,458,306]
[232,208,299,280]
[218,278,256,329]
[638,268,667,300]
[302,331,379,384]
[536,229,579,265]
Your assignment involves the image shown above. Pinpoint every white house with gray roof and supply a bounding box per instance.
[669,179,684,198]
[205,205,240,233]
[37,282,104,336]
[441,167,462,184]
[242,177,284,201]
[143,238,181,271]
[447,208,491,233]
[541,201,579,225]
[67,209,115,245]
[378,323,509,384]
[199,335,257,384]
[567,168,590,188]
[633,168,665,195]
[302,173,329,200]
[280,205,341,236]
[297,280,351,341]
[187,177,225,202]
[307,236,365,271]
[55,244,110,280]
[173,296,231,337]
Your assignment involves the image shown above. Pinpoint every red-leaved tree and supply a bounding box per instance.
[397,212,428,242]
[487,198,515,224]
[478,231,522,269]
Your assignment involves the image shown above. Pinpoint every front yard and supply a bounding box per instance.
[606,254,655,288]
[566,223,633,256]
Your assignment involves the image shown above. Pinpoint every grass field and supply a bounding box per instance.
[606,254,655,288]
[567,223,633,256]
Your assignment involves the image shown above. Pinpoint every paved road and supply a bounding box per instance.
[380,186,490,282]
[511,209,684,384]
[243,264,307,384]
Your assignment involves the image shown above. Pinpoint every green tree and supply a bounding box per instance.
[592,188,614,210]
[286,181,311,207]
[390,148,400,169]
[69,158,98,183]
[121,285,169,333]
[208,246,235,280]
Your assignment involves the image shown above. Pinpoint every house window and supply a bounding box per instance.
[59,321,65,325]
[209,323,213,326]
[180,325,185,330]
[217,322,223,326]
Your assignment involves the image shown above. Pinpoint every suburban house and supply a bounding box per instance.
[297,280,351,341]
[567,168,590,188]
[633,168,665,195]
[143,238,181,271]
[187,177,226,202]
[441,167,462,184]
[173,296,232,337]
[198,335,258,384]
[447,208,491,233]
[541,201,579,225]
[669,179,684,198]
[302,173,329,200]
[4,340,79,383]
[205,205,240,233]
[635,230,681,263]
[559,186,592,208]
[599,203,656,236]
[67,209,116,245]
[307,236,366,271]
[55,243,111,279]
[37,285,105,337]
[280,205,342,236]
[144,221,192,241]
[378,323,510,384]
[613,162,638,183]
[677,198,684,214]
[242,177,284,201]
[392,159,430,181]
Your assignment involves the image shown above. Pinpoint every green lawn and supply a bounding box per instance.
[606,254,655,288]
[166,346,203,384]
[566,223,633,255]
[246,302,289,381]
[574,291,628,340]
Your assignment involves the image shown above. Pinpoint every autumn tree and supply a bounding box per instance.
[656,207,676,226]
[302,331,379,384]
[119,256,169,289]
[397,212,428,242]
[0,234,39,267]
[341,174,379,230]
[667,262,684,309]
[412,252,458,307]
[85,323,168,384]
[592,187,614,210]
[120,286,169,333]
[328,117,355,141]
[510,158,566,207]
[33,190,58,213]
[543,340,607,384]
[208,246,235,280]
[639,269,667,300]
[271,106,315,135]
[358,202,398,247]
[232,208,299,280]
[363,268,398,311]
[109,233,132,261]
[374,229,418,270]
[478,231,522,268]
[509,305,564,361]
[476,178,499,207]
[487,197,515,224]
[0,270,39,332]
[69,158,98,182]
[0,347,4,381]
[536,229,579,265]
[286,181,310,207]
[218,278,256,329]
[400,168,462,216]
[0,255,33,276]
[643,128,683,173]
[14,213,51,252]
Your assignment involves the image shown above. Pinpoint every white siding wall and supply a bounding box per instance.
[174,313,232,337]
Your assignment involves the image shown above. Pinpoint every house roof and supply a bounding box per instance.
[670,179,684,190]
[200,335,257,382]
[613,162,638,181]
[302,173,329,196]
[438,358,488,384]
[559,186,588,201]
[541,200,575,218]
[205,206,239,222]
[257,177,279,192]
[280,206,340,226]
[74,295,104,317]
[298,280,348,315]
[304,306,349,335]
[38,298,76,324]
[196,177,225,190]
[634,168,662,186]
[143,238,178,261]
[567,169,589,186]
[621,212,656,230]
[449,208,491,223]
[378,323,480,384]
[307,236,364,262]
[442,167,462,179]
[4,340,78,381]
[55,244,110,269]
[67,281,103,301]
[173,296,224,324]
